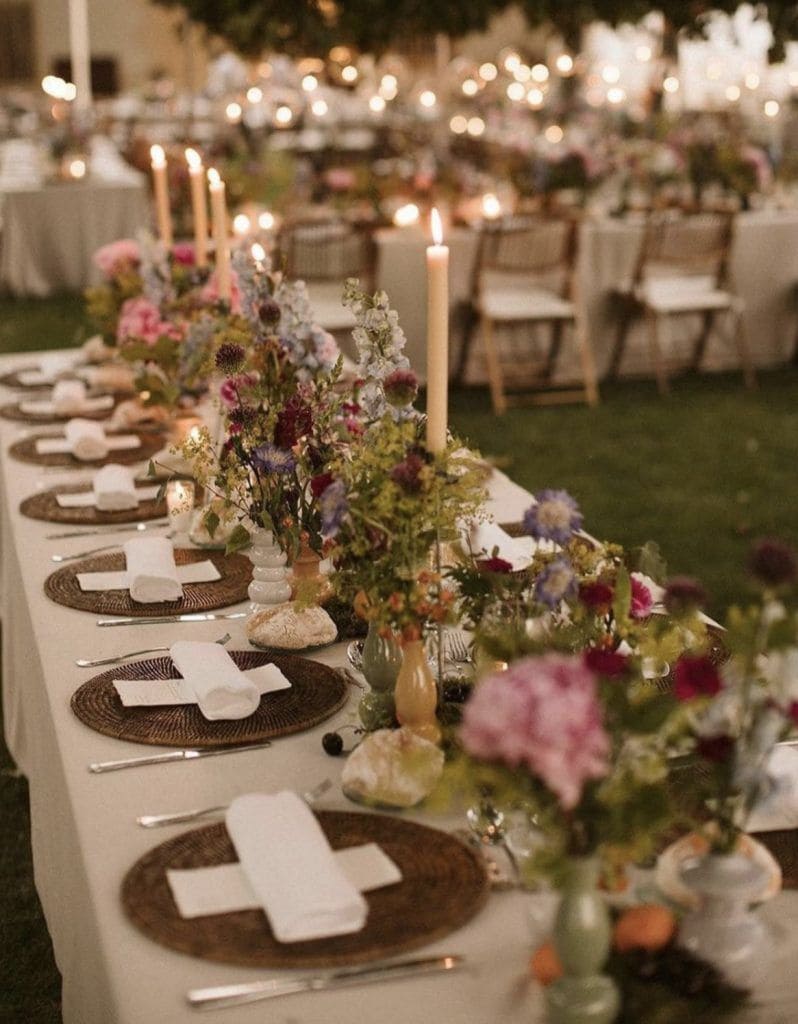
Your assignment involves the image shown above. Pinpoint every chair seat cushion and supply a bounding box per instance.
[478,287,575,321]
[614,275,738,314]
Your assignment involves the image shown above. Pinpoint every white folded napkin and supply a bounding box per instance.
[124,536,182,603]
[467,521,535,570]
[225,791,369,942]
[17,353,76,386]
[36,430,139,458]
[87,464,138,511]
[746,745,798,832]
[21,392,114,417]
[81,364,136,394]
[167,842,401,920]
[169,642,263,719]
[53,379,86,413]
[76,559,219,593]
[56,482,160,509]
[62,418,109,461]
[113,661,291,714]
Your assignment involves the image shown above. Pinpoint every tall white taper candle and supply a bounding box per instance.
[207,167,231,302]
[425,207,449,453]
[185,148,208,267]
[149,145,173,248]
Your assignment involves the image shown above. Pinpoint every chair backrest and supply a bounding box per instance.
[473,214,577,298]
[633,211,735,288]
[278,217,374,285]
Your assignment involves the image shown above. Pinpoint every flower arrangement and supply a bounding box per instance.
[84,238,145,343]
[670,538,798,853]
[179,248,347,557]
[317,281,486,639]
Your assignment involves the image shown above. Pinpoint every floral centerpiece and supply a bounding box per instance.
[85,238,145,345]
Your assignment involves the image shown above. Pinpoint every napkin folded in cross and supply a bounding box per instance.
[167,841,401,921]
[35,422,139,461]
[56,473,159,510]
[17,353,76,386]
[467,521,535,570]
[77,557,219,597]
[113,656,291,719]
[746,745,798,833]
[124,537,181,603]
[21,380,114,417]
[170,641,268,719]
[223,791,371,942]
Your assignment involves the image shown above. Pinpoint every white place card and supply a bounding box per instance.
[113,663,291,707]
[77,560,220,592]
[167,844,402,919]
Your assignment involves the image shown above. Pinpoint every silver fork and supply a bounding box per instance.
[53,530,174,562]
[136,777,333,828]
[75,631,231,668]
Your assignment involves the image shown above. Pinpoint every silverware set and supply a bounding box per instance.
[52,529,175,562]
[96,611,247,627]
[88,740,273,774]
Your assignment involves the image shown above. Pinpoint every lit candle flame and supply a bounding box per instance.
[251,242,266,262]
[150,144,165,167]
[185,147,202,170]
[431,207,443,246]
[207,167,221,187]
[482,193,501,219]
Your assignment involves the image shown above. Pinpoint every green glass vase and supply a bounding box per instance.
[358,622,402,731]
[546,857,620,1024]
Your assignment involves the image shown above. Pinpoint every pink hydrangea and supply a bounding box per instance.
[201,269,242,313]
[93,239,140,278]
[116,296,182,346]
[460,654,610,810]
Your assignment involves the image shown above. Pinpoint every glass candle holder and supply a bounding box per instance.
[166,479,195,534]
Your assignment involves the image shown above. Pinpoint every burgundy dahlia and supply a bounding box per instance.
[584,648,629,678]
[673,655,722,702]
[579,581,614,611]
[478,556,514,574]
[310,472,334,499]
[696,735,735,763]
[274,396,313,449]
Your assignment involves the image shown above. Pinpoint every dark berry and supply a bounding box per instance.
[322,731,344,756]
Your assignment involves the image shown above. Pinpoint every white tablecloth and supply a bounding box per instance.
[0,179,148,296]
[1,351,797,1024]
[374,212,798,384]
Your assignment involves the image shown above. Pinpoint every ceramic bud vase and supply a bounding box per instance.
[247,527,291,610]
[678,849,768,985]
[394,638,441,745]
[546,857,620,1024]
[358,622,403,731]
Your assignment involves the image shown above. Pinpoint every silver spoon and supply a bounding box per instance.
[75,631,230,668]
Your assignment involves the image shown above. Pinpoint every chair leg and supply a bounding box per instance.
[453,303,478,385]
[543,320,564,382]
[608,302,634,378]
[646,310,670,395]
[480,315,507,414]
[573,316,600,407]
[732,306,757,390]
[691,309,715,372]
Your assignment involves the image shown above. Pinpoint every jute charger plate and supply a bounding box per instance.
[8,430,163,468]
[122,811,489,969]
[0,400,116,424]
[45,548,251,617]
[20,483,167,526]
[71,650,348,747]
[0,367,52,390]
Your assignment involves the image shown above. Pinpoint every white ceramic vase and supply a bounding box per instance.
[247,527,291,610]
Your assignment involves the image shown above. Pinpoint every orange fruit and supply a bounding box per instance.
[613,904,676,953]
[529,941,563,986]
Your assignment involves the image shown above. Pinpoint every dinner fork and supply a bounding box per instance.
[75,632,230,668]
[136,777,333,828]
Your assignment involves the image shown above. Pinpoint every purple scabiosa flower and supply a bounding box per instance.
[252,443,296,475]
[523,490,583,544]
[534,556,577,608]
[320,479,348,537]
[215,343,246,374]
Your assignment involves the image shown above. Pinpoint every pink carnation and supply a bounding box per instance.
[93,239,140,278]
[116,296,182,346]
[630,576,654,619]
[201,269,242,314]
[460,654,610,811]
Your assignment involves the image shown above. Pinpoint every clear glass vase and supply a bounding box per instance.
[546,856,620,1024]
[358,621,402,731]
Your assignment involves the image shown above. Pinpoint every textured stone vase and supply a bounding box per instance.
[546,857,620,1024]
[394,638,441,745]
[678,848,769,985]
[247,527,291,610]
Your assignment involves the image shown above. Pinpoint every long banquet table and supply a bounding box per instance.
[1,350,798,1024]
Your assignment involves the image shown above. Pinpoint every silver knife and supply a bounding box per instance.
[46,520,168,540]
[88,741,272,773]
[97,611,247,627]
[186,954,465,1010]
